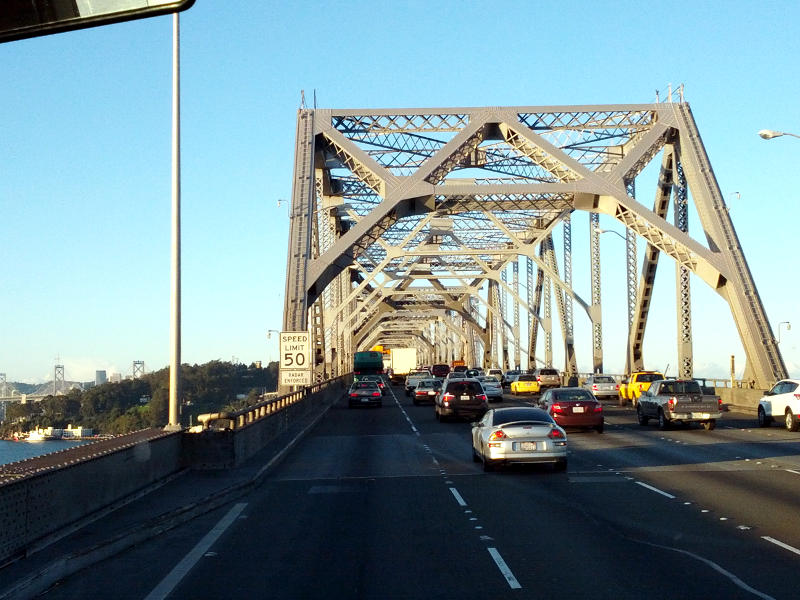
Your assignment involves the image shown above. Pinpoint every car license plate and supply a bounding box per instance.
[519,442,537,451]
[460,395,471,400]
[573,406,584,413]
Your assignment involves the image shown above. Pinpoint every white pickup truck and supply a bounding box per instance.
[404,369,432,396]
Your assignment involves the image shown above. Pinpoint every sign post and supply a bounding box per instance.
[279,331,311,387]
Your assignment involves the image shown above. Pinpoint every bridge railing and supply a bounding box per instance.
[183,374,351,469]
[0,375,352,567]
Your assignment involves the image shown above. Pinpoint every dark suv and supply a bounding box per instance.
[435,379,488,422]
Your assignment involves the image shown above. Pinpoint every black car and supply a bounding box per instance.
[435,379,488,422]
[347,381,383,408]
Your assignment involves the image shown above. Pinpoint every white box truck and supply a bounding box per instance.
[389,348,417,383]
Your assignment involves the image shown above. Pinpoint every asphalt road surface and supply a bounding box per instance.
[41,384,800,599]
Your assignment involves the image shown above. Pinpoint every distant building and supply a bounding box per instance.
[96,370,107,386]
[109,373,122,383]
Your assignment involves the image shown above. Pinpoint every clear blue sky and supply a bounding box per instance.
[1,0,798,383]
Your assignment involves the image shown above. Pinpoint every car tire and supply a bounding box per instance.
[618,395,626,407]
[785,409,799,432]
[637,405,649,426]
[758,406,770,427]
[482,452,495,472]
[435,407,440,421]
[595,422,604,434]
[412,398,419,406]
[702,420,716,430]
[658,409,669,430]
[553,459,567,472]
[472,446,481,463]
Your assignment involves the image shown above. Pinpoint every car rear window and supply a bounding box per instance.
[660,381,701,394]
[538,369,558,376]
[517,375,536,382]
[492,408,553,425]
[447,381,481,394]
[552,390,594,402]
[593,376,614,383]
[638,373,663,382]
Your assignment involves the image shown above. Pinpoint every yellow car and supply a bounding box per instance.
[511,374,541,395]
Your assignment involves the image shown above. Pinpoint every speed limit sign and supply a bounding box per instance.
[280,331,311,385]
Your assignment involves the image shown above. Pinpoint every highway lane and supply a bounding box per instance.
[40,384,800,599]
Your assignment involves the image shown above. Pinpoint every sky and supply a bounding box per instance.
[1,0,798,384]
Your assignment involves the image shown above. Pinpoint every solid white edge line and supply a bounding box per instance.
[762,536,800,556]
[785,469,800,476]
[635,481,676,499]
[487,547,522,589]
[449,487,467,507]
[144,502,247,600]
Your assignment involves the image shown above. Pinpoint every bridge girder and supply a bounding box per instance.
[284,104,785,387]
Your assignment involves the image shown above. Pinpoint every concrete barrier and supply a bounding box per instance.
[184,376,349,469]
[717,387,765,413]
[0,431,182,566]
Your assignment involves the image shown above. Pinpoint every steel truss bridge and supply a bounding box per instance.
[282,102,786,389]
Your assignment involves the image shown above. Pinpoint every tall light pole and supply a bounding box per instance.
[777,321,791,343]
[267,330,281,363]
[167,12,182,431]
[759,129,800,140]
[594,225,636,371]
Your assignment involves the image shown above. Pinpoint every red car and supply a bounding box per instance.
[538,387,604,433]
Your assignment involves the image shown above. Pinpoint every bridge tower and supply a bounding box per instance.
[132,361,145,379]
[283,101,786,387]
[53,364,64,395]
[0,373,7,397]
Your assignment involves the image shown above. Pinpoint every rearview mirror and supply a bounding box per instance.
[0,0,196,43]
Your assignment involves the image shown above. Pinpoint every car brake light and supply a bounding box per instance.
[615,384,620,391]
[594,403,603,413]
[551,403,564,414]
[668,396,677,411]
[372,392,381,397]
[592,384,598,391]
[476,394,487,402]
[718,396,723,411]
[547,428,565,440]
[489,430,507,441]
[349,393,358,398]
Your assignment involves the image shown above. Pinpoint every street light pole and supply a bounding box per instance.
[594,226,626,241]
[166,12,182,431]
[777,321,791,343]
[759,129,800,140]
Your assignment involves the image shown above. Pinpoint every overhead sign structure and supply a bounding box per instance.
[279,331,311,387]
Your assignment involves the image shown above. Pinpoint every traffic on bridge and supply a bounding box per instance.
[26,377,800,600]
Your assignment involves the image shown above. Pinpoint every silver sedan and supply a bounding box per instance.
[476,375,503,402]
[471,407,568,472]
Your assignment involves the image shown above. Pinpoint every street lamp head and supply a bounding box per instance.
[758,129,783,140]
